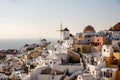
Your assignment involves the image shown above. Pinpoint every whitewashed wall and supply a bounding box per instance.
[30,65,48,80]
[38,74,63,80]
[54,65,84,74]
[102,45,113,57]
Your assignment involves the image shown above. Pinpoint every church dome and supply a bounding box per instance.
[83,25,95,33]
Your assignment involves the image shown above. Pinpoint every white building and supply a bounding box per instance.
[48,59,61,69]
[102,45,113,57]
[109,23,120,51]
[100,68,118,80]
[77,74,96,80]
[112,31,120,48]
[87,61,106,80]
[62,39,73,48]
[48,42,67,54]
[97,30,107,37]
[38,74,64,80]
[39,39,48,47]
[63,28,70,40]
[0,73,9,80]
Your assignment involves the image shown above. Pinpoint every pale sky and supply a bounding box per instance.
[0,0,120,39]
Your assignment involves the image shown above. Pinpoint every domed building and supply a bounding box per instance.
[83,25,95,33]
[75,25,96,45]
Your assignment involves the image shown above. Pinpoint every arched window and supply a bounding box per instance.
[105,70,112,78]
[104,49,105,52]
[118,42,120,48]
[93,71,94,75]
[79,77,81,79]
[104,71,106,77]
[106,70,109,77]
[110,73,112,77]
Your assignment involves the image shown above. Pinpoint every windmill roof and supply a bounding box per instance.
[63,28,69,31]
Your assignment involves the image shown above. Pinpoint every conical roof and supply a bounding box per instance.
[63,28,69,31]
[109,22,120,31]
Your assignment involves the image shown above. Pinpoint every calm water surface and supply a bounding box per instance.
[0,38,56,50]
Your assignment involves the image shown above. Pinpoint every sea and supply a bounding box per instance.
[0,38,57,50]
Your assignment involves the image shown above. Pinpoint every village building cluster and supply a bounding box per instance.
[0,22,120,80]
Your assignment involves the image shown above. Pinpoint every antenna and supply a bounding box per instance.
[56,22,64,41]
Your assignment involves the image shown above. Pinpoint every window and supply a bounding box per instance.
[97,39,99,41]
[52,76,54,79]
[117,38,119,40]
[50,61,52,64]
[93,71,94,75]
[104,70,112,78]
[104,49,105,52]
[106,70,109,77]
[103,71,106,77]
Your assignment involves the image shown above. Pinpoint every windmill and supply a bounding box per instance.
[56,22,64,41]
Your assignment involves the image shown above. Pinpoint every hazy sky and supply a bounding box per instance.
[0,0,120,39]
